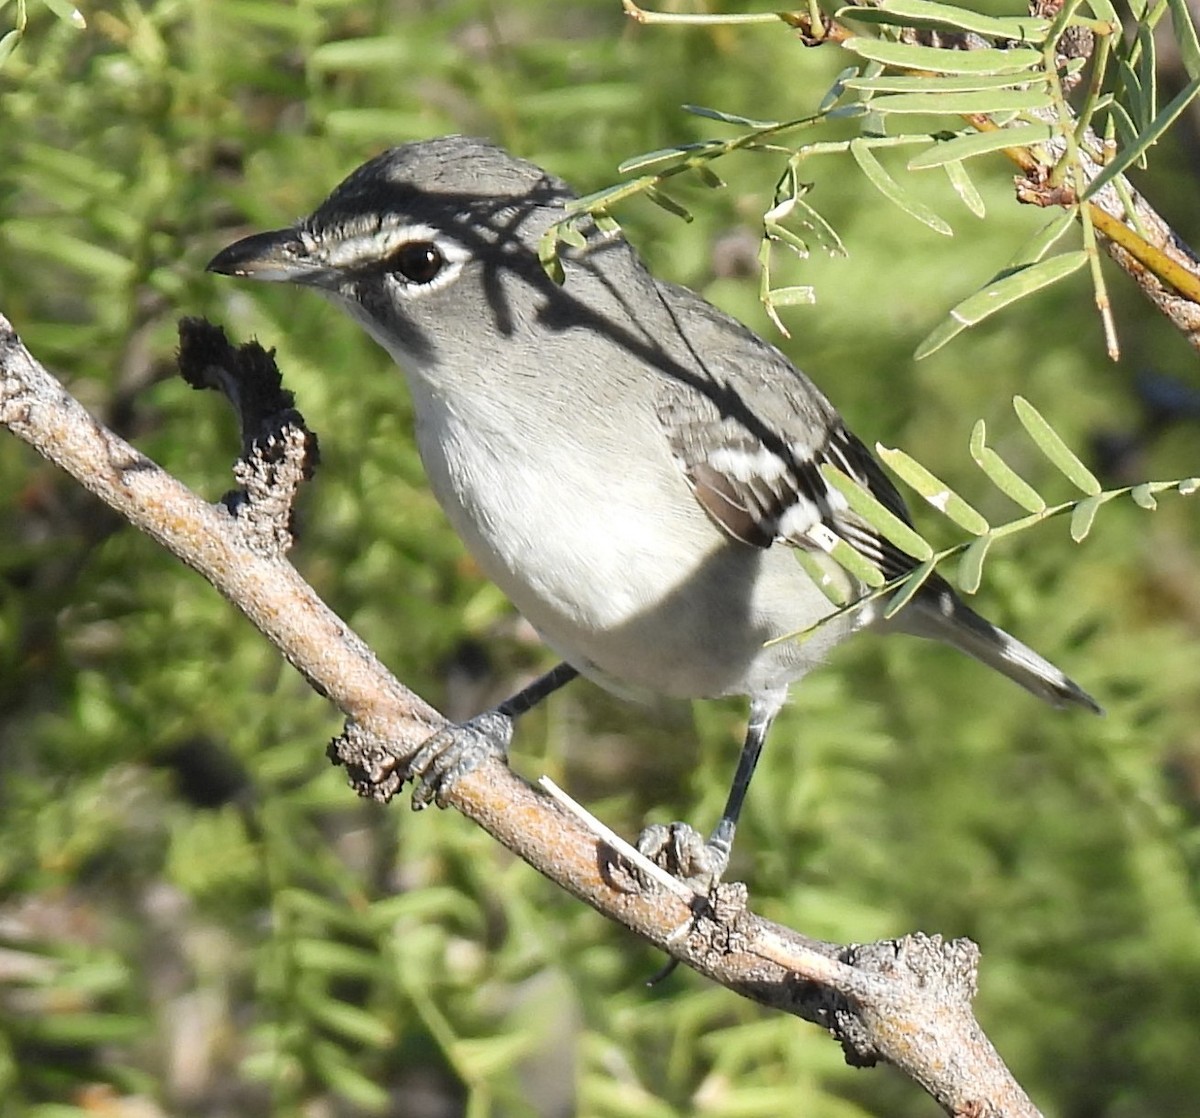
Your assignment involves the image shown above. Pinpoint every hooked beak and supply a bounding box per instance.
[206,229,330,284]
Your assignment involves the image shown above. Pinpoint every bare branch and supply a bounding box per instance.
[0,311,1044,1116]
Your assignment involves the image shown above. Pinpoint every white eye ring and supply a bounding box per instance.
[381,225,471,296]
[316,222,470,296]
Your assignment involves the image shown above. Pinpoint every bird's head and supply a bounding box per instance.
[207,135,578,375]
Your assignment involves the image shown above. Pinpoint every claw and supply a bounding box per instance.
[407,709,514,808]
[637,820,731,893]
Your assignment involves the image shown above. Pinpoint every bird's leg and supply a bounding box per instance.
[638,688,786,890]
[407,661,580,808]
[708,690,781,862]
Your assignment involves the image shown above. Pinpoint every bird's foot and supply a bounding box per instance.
[407,709,514,809]
[637,820,733,894]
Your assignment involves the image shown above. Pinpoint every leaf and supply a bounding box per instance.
[845,72,1049,93]
[765,202,845,259]
[2,222,133,282]
[556,222,587,249]
[1003,208,1078,269]
[869,89,1052,115]
[517,82,641,119]
[19,143,126,196]
[583,1079,680,1118]
[794,550,854,607]
[907,123,1056,169]
[789,197,847,255]
[594,212,622,236]
[884,559,938,619]
[1136,19,1159,124]
[806,522,886,586]
[324,109,433,140]
[644,186,693,221]
[858,106,887,134]
[454,1033,540,1077]
[850,139,952,235]
[1106,97,1146,166]
[970,420,1047,512]
[1013,396,1101,495]
[1116,54,1150,133]
[278,888,371,935]
[957,533,994,594]
[682,104,782,128]
[0,28,21,68]
[18,1011,144,1044]
[217,1,323,32]
[309,1041,392,1111]
[842,36,1043,75]
[766,285,817,306]
[826,537,887,587]
[537,229,565,285]
[819,65,859,113]
[944,159,986,217]
[837,0,1050,42]
[617,145,699,174]
[302,994,393,1049]
[37,0,86,27]
[821,464,936,560]
[828,101,872,122]
[1131,483,1158,510]
[293,939,380,978]
[367,886,482,930]
[876,445,990,534]
[309,35,448,71]
[914,251,1088,358]
[566,180,647,214]
[1086,74,1200,200]
[1168,0,1200,79]
[765,221,811,258]
[1070,494,1102,541]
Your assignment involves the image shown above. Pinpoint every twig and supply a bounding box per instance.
[537,776,695,901]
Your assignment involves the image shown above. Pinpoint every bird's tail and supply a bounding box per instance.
[897,582,1102,714]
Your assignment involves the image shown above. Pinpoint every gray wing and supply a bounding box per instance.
[653,282,920,582]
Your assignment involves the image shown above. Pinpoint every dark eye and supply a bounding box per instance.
[392,241,444,285]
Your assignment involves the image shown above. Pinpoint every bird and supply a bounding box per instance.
[208,135,1099,885]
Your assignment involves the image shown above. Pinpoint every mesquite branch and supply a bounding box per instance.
[2,313,1042,1118]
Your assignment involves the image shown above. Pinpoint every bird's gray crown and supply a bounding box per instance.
[303,135,576,245]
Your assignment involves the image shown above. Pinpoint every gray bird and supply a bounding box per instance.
[208,135,1099,883]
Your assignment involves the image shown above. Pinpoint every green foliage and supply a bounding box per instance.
[0,0,86,70]
[2,2,1199,1117]
[790,396,1198,631]
[546,0,1200,360]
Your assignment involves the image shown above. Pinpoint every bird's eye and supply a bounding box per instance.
[392,241,445,285]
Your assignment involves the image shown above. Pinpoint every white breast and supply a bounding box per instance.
[407,385,856,701]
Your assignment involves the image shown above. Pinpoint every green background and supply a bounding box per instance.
[1,2,1198,1115]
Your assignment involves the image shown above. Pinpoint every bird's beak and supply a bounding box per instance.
[207,229,330,284]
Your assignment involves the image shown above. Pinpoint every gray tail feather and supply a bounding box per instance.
[900,584,1102,714]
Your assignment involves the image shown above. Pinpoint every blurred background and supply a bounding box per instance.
[1,1,1198,1115]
